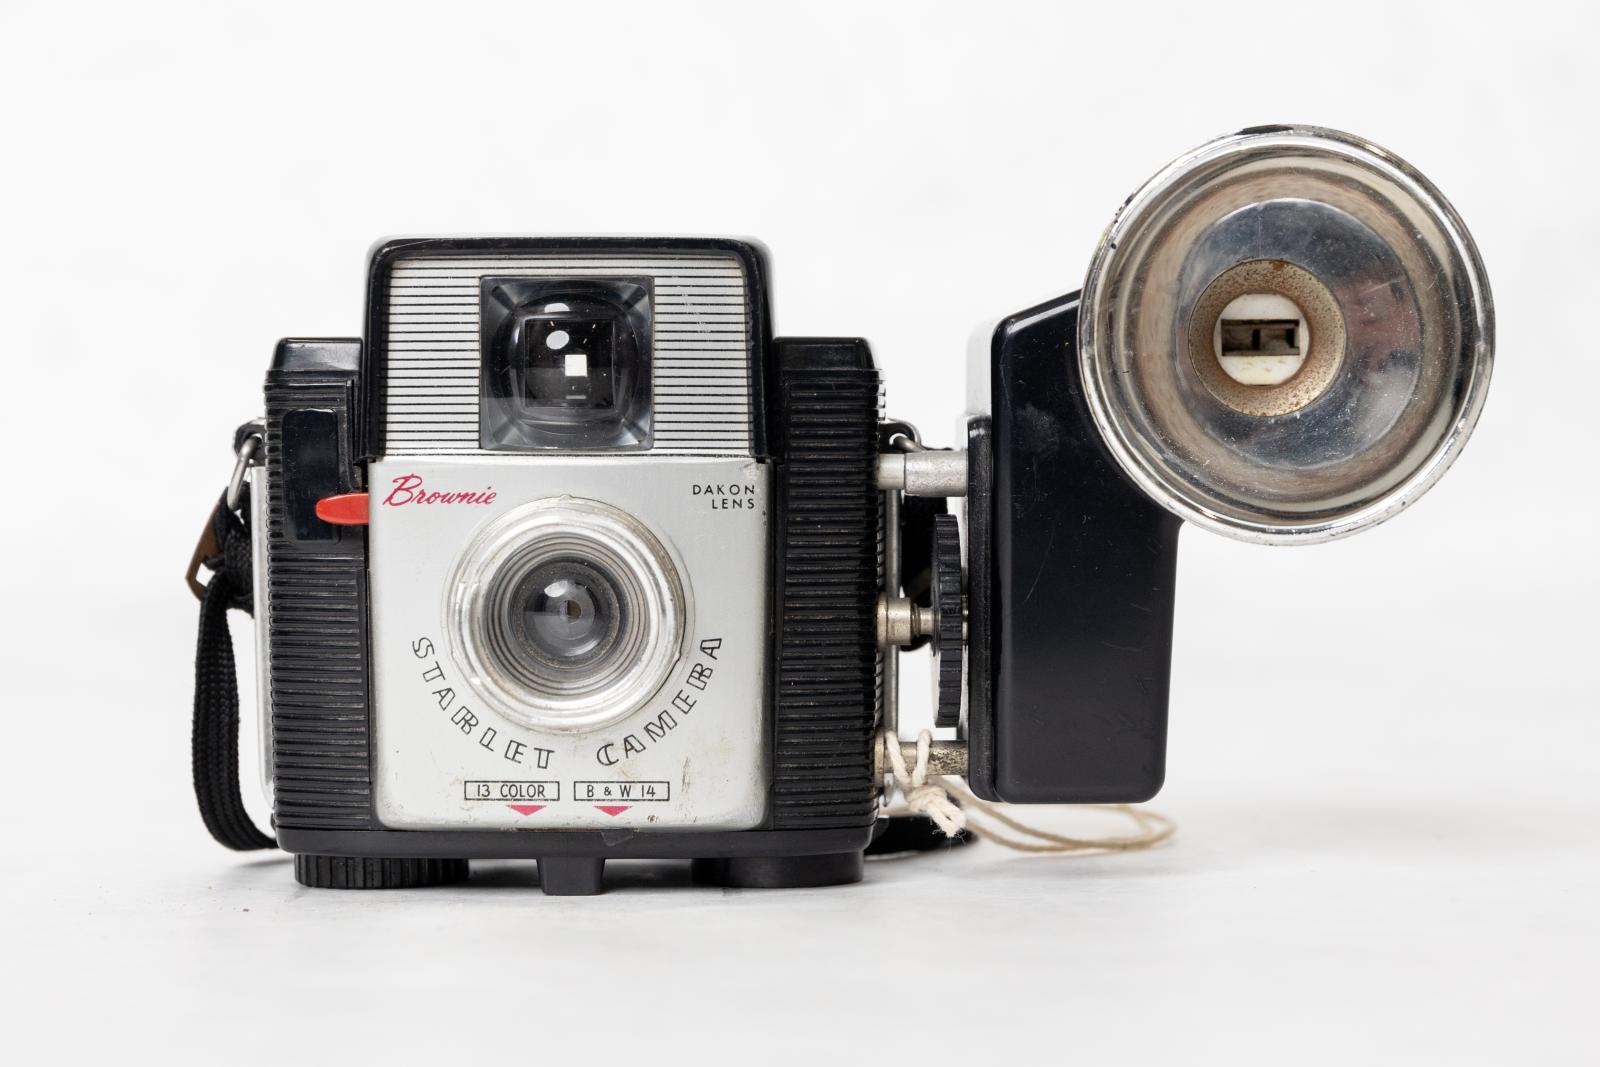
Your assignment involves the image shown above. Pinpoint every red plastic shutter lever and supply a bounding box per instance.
[315,492,370,526]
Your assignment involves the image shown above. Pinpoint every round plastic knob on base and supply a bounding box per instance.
[690,851,864,889]
[293,855,469,889]
[537,857,607,896]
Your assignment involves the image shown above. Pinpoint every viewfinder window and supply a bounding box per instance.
[520,305,617,410]
[480,278,652,450]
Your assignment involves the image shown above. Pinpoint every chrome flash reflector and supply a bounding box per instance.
[1078,125,1494,544]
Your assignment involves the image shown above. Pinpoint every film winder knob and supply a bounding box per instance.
[930,513,965,729]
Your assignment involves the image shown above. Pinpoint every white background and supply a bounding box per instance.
[2,1,1596,1063]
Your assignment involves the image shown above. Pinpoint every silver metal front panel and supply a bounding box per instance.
[368,457,769,831]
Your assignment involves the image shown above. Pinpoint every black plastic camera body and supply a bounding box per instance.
[255,235,1168,895]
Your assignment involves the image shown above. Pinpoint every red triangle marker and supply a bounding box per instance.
[595,805,631,816]
[506,804,545,816]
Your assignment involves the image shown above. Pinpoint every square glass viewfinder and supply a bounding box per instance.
[480,277,653,450]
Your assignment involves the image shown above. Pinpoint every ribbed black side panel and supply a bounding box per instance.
[295,855,467,890]
[770,340,881,829]
[264,343,375,831]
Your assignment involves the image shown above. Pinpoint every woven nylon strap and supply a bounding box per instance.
[192,493,275,850]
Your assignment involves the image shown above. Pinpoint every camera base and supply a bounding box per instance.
[278,826,877,896]
[532,852,866,895]
[286,850,867,894]
[690,851,864,890]
[530,851,866,895]
[293,855,469,890]
[537,857,607,896]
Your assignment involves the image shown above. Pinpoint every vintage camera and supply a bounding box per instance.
[195,126,1492,894]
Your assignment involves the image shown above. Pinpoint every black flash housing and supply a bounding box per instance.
[963,295,1181,804]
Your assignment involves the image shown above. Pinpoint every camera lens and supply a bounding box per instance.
[448,499,687,732]
[510,559,624,667]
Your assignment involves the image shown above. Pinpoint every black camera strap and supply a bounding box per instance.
[190,491,275,851]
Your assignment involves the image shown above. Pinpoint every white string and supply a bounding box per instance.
[883,728,967,835]
[879,729,1176,855]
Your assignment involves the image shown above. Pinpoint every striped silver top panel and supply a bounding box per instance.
[383,253,752,457]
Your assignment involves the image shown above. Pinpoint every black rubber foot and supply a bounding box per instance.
[690,851,864,889]
[866,814,974,856]
[538,857,606,896]
[294,855,469,889]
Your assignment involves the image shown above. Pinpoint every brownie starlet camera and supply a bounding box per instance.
[190,126,1493,894]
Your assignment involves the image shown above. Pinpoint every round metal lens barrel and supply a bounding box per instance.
[1078,125,1494,544]
[448,498,686,731]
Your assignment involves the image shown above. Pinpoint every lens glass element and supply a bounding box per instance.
[448,498,687,731]
[512,559,623,667]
